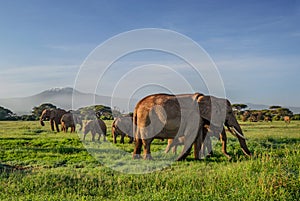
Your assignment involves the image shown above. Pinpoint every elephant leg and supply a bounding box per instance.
[199,131,207,158]
[91,131,95,141]
[142,138,153,160]
[172,145,177,154]
[165,139,172,153]
[55,121,60,132]
[50,120,55,131]
[194,134,202,160]
[103,133,107,142]
[197,126,209,159]
[205,137,213,157]
[112,127,117,143]
[120,134,125,144]
[133,139,142,159]
[128,136,134,144]
[220,128,231,159]
[177,146,192,161]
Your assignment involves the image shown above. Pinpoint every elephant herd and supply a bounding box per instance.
[39,109,107,141]
[39,92,252,161]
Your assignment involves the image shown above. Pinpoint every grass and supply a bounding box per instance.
[0,120,299,200]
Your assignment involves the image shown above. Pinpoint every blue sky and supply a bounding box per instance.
[0,0,300,107]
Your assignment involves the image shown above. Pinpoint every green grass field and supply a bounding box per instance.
[0,120,299,200]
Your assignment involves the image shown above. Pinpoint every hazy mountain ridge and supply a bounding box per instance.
[1,88,299,115]
[0,87,115,115]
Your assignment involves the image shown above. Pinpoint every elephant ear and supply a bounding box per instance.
[198,96,227,128]
[50,109,56,119]
[197,95,212,121]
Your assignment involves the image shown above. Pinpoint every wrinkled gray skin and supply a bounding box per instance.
[112,114,134,144]
[83,119,107,141]
[133,93,251,161]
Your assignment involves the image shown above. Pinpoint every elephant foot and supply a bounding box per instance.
[133,154,141,159]
[176,154,188,161]
[144,154,153,160]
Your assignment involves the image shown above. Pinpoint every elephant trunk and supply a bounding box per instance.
[227,118,251,157]
[40,117,45,126]
[230,123,251,156]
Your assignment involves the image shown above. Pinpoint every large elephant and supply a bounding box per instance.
[133,93,251,161]
[83,119,107,141]
[112,114,134,144]
[40,108,67,132]
[61,112,76,133]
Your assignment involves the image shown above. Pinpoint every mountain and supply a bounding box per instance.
[1,88,300,115]
[0,87,134,115]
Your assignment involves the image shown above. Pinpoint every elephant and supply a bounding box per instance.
[133,93,251,161]
[83,119,107,141]
[165,125,232,159]
[61,112,76,133]
[40,108,67,132]
[165,136,185,154]
[67,110,83,131]
[112,114,134,144]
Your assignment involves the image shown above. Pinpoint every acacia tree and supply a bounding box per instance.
[0,106,14,120]
[232,104,248,111]
[269,105,282,110]
[78,105,113,120]
[32,103,57,119]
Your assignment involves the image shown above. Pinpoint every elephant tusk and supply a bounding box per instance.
[231,127,247,140]
[228,127,237,137]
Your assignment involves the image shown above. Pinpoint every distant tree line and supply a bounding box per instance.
[1,103,299,121]
[0,103,116,121]
[232,104,298,122]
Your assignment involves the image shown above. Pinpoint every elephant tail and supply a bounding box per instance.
[133,110,140,141]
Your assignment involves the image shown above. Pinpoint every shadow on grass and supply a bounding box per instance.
[0,163,31,174]
[0,137,34,141]
[23,147,87,154]
[253,137,300,149]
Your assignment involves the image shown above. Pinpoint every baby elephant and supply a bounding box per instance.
[83,119,107,141]
[112,114,134,144]
[61,113,76,133]
[165,125,220,157]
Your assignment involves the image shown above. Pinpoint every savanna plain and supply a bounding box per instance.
[0,120,299,201]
